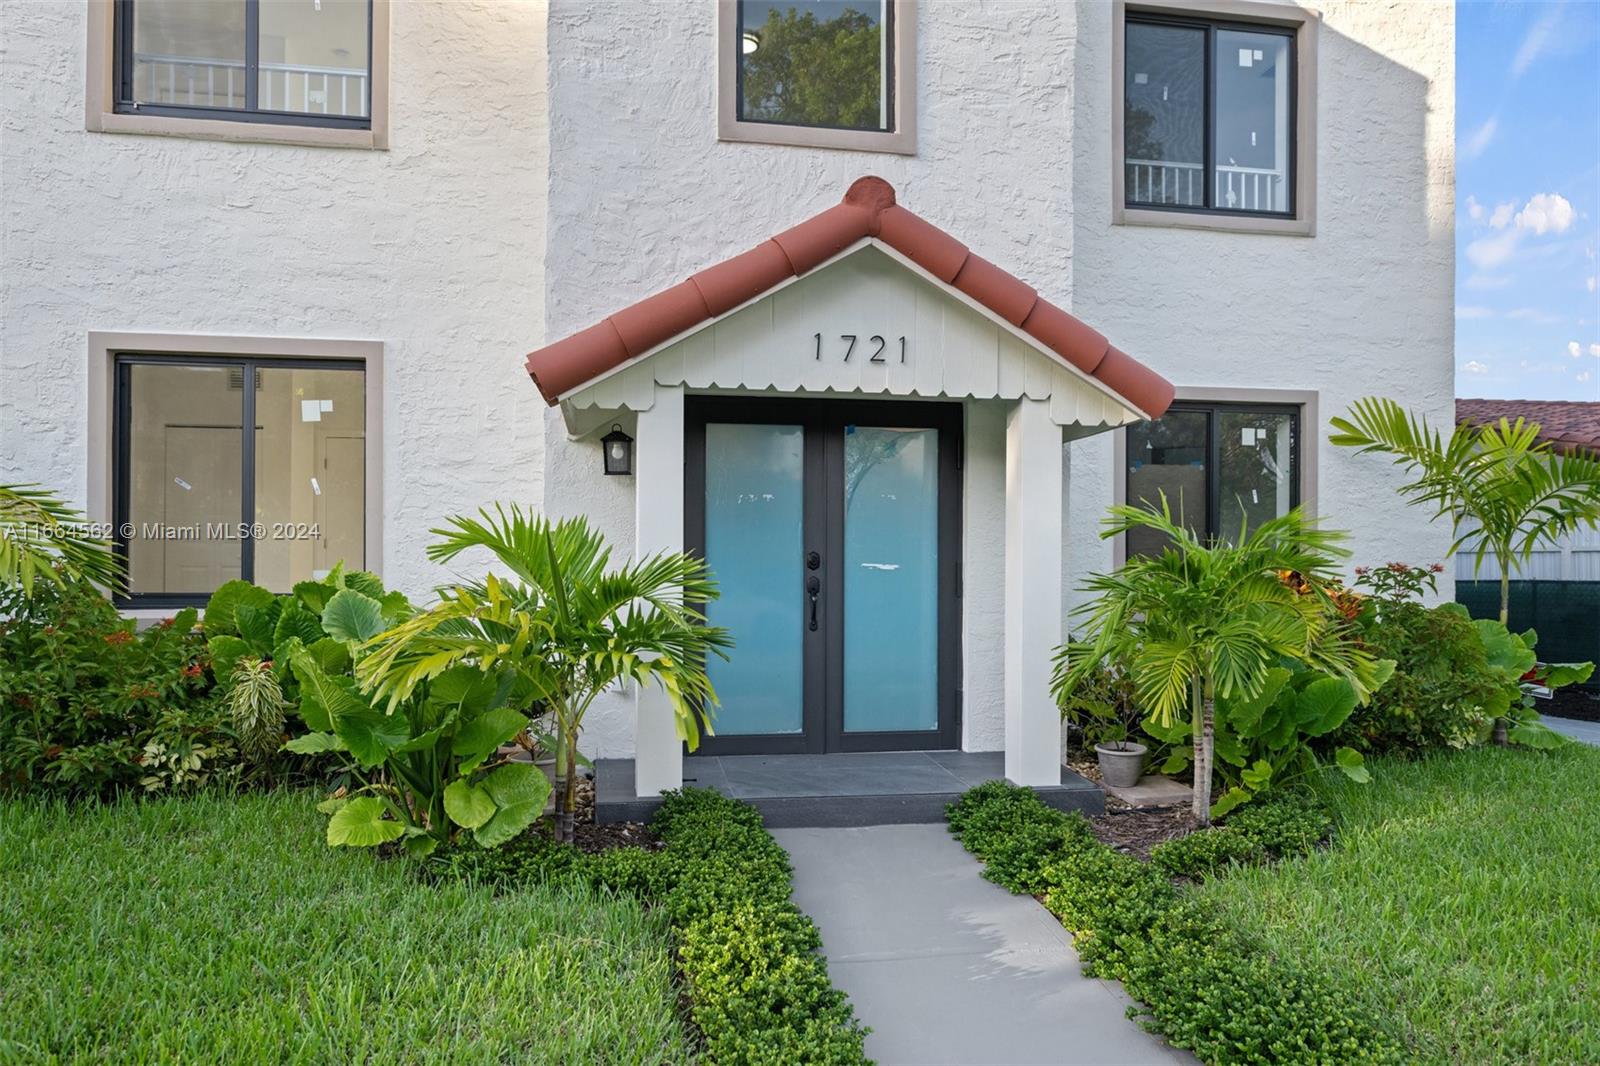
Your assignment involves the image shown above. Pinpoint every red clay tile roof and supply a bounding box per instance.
[525,177,1175,418]
[1457,398,1600,458]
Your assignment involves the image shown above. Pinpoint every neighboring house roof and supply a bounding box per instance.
[525,176,1176,419]
[1457,398,1600,458]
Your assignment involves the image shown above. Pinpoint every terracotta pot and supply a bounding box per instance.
[1095,742,1148,789]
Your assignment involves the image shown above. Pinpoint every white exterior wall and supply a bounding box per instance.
[1068,0,1458,610]
[0,1,549,596]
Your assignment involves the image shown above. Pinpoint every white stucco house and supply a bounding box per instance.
[0,0,1455,816]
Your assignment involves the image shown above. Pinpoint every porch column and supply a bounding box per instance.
[1004,397,1063,786]
[633,385,685,798]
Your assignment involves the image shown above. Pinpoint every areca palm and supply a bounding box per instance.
[359,507,731,843]
[1330,397,1600,624]
[0,484,121,593]
[1058,499,1384,823]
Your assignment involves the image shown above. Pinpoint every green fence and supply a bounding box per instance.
[1456,581,1600,687]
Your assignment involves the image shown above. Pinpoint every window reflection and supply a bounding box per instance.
[738,0,889,131]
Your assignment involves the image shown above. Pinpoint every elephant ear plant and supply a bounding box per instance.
[1060,498,1391,824]
[357,506,731,844]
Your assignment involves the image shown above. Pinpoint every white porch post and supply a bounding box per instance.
[633,385,685,797]
[1004,397,1064,786]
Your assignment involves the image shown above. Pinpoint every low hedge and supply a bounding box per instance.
[947,782,1401,1064]
[1151,793,1335,880]
[433,788,869,1065]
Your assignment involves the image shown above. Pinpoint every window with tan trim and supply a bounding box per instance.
[1112,0,1316,236]
[85,0,390,149]
[717,0,916,155]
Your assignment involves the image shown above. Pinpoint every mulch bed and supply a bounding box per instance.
[1088,805,1198,860]
[1541,686,1600,723]
[569,775,662,854]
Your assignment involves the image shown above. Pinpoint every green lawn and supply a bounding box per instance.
[0,791,692,1065]
[1198,744,1600,1065]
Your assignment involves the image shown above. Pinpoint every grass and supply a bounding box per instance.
[1197,744,1600,1065]
[0,791,692,1065]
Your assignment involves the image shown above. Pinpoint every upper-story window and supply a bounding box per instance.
[111,0,373,131]
[717,0,916,155]
[1114,2,1317,236]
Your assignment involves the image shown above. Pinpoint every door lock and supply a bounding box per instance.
[806,551,821,571]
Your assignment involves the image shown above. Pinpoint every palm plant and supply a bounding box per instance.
[1330,397,1600,624]
[1058,499,1385,824]
[359,507,731,843]
[0,484,121,593]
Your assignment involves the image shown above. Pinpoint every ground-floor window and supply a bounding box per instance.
[113,353,366,605]
[1124,401,1299,558]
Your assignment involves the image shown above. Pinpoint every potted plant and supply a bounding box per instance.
[1055,650,1147,787]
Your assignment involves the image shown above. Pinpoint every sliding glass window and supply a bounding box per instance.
[114,355,366,605]
[116,0,372,127]
[1124,403,1299,559]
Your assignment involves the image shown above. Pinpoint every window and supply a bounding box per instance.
[113,354,367,605]
[1114,1,1316,235]
[718,0,916,154]
[1124,403,1299,558]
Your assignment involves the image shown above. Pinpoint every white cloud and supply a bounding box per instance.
[1466,272,1514,291]
[1568,341,1583,358]
[1591,343,1600,358]
[1515,193,1574,235]
[1466,195,1485,222]
[1580,371,1594,383]
[1467,228,1523,270]
[1586,276,1596,293]
[1511,7,1561,78]
[1488,201,1517,229]
[1463,360,1490,375]
[1456,305,1494,319]
[1507,307,1563,324]
[1462,117,1499,160]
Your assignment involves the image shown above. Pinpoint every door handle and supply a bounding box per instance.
[806,575,821,631]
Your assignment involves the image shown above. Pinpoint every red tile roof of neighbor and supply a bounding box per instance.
[1457,399,1600,458]
[525,176,1176,418]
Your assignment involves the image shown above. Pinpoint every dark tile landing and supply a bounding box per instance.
[594,751,1103,828]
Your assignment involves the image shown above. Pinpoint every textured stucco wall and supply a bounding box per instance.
[0,0,549,597]
[1068,0,1457,609]
[543,0,1082,755]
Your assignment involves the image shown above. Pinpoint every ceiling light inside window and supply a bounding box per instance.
[742,31,760,55]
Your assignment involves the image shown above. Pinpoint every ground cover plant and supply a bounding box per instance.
[0,790,691,1065]
[947,780,1402,1064]
[437,787,870,1065]
[1197,745,1600,1065]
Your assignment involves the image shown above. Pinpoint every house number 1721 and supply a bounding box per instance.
[813,333,907,363]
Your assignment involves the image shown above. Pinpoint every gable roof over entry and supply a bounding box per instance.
[526,177,1175,420]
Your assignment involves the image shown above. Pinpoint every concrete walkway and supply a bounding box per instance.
[1547,715,1600,745]
[775,824,1192,1066]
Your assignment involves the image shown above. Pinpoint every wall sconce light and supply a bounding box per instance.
[601,423,634,476]
[742,30,761,54]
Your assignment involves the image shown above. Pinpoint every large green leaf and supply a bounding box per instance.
[443,779,497,830]
[235,600,283,655]
[1210,787,1253,819]
[283,731,346,754]
[274,600,325,647]
[1240,758,1274,791]
[321,588,387,645]
[333,704,410,769]
[305,636,352,677]
[1473,619,1537,678]
[207,635,251,683]
[293,578,337,615]
[1334,746,1371,783]
[289,646,370,733]
[451,706,529,770]
[326,796,406,847]
[343,569,387,599]
[1141,712,1191,744]
[1294,676,1359,736]
[1219,666,1292,735]
[472,763,551,848]
[1542,661,1595,689]
[203,579,274,637]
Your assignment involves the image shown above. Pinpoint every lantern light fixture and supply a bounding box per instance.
[601,423,634,476]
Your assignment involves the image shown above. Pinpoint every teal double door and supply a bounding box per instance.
[686,398,961,754]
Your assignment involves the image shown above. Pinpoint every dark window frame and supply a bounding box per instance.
[112,352,366,608]
[733,0,897,135]
[1124,400,1301,554]
[1123,10,1297,219]
[112,0,373,130]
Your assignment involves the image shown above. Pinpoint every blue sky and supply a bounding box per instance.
[1455,0,1599,401]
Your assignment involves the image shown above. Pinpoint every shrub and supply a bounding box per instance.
[1152,793,1333,880]
[949,781,1403,1064]
[0,579,236,796]
[1340,600,1499,754]
[1151,828,1257,880]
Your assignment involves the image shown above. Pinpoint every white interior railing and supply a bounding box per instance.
[1125,159,1287,213]
[133,53,367,117]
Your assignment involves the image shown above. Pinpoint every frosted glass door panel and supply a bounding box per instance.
[843,426,939,733]
[703,423,805,735]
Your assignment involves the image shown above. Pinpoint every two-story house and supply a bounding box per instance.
[0,0,1455,816]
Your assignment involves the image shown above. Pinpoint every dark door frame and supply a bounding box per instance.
[685,395,963,755]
